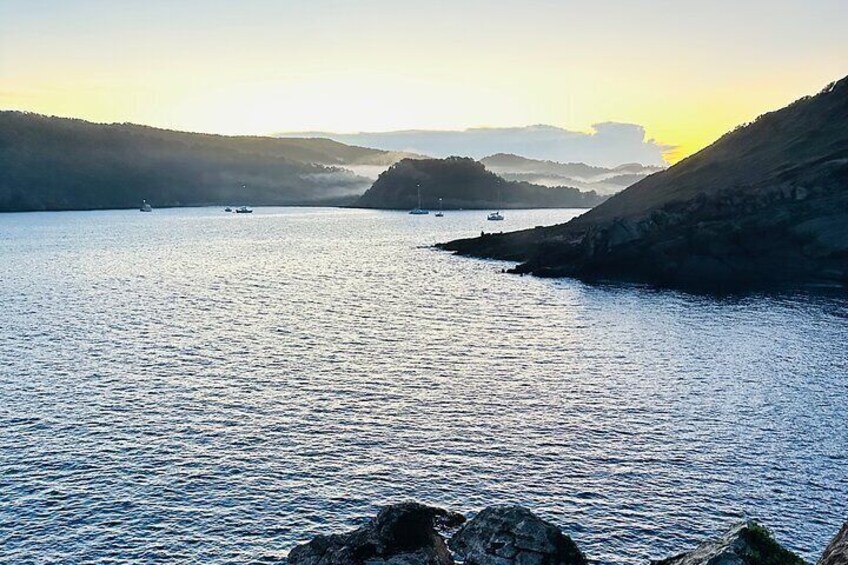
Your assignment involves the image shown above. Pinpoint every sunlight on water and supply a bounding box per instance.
[1,207,846,564]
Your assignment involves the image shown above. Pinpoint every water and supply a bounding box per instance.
[1,207,846,564]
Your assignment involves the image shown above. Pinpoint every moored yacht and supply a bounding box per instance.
[435,198,444,217]
[409,184,429,215]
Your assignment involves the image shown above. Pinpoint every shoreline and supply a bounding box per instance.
[287,502,847,565]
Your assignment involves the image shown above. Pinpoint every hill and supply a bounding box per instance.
[0,112,407,212]
[480,154,663,195]
[354,157,607,210]
[439,76,848,291]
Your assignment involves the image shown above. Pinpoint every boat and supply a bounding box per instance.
[409,183,429,215]
[487,189,504,220]
[235,206,253,214]
[435,198,444,217]
[139,200,152,212]
[225,207,232,212]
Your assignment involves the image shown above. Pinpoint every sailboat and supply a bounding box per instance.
[409,184,429,215]
[487,189,504,221]
[435,198,444,217]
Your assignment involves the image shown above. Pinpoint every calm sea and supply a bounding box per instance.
[1,207,846,564]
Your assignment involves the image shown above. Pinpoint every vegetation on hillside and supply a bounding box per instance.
[355,157,606,210]
[0,112,400,211]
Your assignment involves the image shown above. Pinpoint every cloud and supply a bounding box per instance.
[279,123,673,167]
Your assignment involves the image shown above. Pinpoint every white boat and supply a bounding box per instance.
[139,200,152,212]
[235,206,253,214]
[409,183,429,215]
[435,198,444,217]
[487,189,504,220]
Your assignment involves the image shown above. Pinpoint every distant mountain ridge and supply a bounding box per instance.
[480,153,664,195]
[278,123,670,168]
[0,112,408,211]
[440,75,848,290]
[355,157,607,210]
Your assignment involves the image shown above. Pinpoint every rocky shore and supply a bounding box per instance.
[286,502,846,565]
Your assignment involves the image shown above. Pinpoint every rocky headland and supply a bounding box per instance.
[438,76,848,291]
[354,157,607,210]
[286,502,846,565]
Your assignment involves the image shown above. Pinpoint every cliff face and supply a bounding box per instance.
[439,76,848,291]
[354,157,607,210]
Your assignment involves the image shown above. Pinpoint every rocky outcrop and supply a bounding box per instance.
[651,521,804,565]
[819,522,848,565]
[286,503,844,565]
[287,502,465,565]
[448,506,587,565]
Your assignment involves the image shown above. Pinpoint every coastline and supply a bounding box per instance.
[287,502,847,565]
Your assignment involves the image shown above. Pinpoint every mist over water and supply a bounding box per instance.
[1,207,846,564]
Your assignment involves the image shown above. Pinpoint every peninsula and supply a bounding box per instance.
[439,76,848,291]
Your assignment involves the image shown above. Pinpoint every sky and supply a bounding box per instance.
[1,0,846,163]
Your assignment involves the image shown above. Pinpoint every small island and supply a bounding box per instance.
[353,156,607,210]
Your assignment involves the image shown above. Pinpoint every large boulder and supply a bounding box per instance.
[819,522,848,565]
[448,505,587,565]
[288,502,465,565]
[651,521,804,565]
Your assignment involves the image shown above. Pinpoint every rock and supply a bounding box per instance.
[448,505,587,565]
[287,502,465,565]
[651,521,804,565]
[819,522,848,565]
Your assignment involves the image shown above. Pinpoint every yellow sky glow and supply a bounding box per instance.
[2,1,846,163]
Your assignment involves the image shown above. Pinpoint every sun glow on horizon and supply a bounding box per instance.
[2,0,846,164]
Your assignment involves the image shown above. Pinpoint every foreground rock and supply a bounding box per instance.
[449,505,587,565]
[439,74,848,291]
[287,502,465,565]
[819,522,848,565]
[651,521,804,565]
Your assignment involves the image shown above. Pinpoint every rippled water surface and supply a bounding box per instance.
[1,207,847,564]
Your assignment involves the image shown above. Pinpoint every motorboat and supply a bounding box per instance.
[139,200,152,212]
[235,206,253,214]
[225,207,232,212]
[487,189,504,220]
